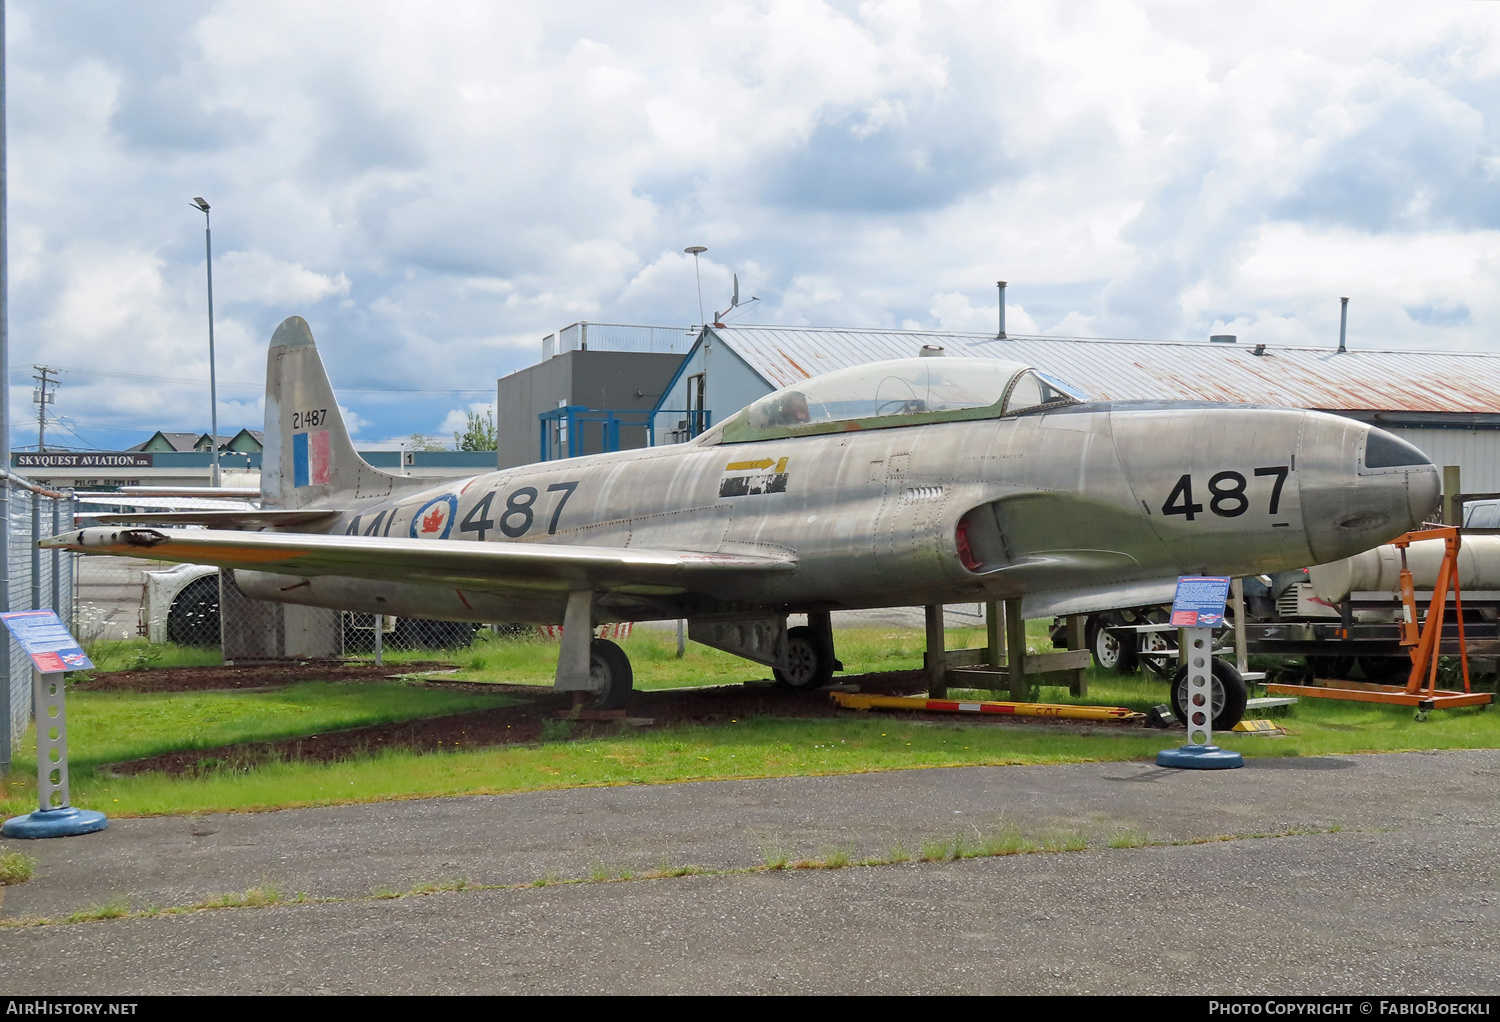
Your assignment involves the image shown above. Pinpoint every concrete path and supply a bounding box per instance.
[3,750,1498,994]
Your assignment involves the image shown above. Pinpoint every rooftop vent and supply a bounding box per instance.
[1210,334,1237,344]
[920,344,945,357]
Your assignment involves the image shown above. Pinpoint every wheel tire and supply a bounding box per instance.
[1170,658,1248,732]
[166,575,221,647]
[774,625,835,691]
[589,638,633,710]
[1090,618,1137,674]
[1138,630,1174,679]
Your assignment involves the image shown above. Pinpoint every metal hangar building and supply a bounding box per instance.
[647,325,1500,491]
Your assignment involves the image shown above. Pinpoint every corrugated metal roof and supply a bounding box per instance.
[710,326,1500,413]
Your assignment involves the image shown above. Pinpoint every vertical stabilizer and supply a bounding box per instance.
[261,316,407,509]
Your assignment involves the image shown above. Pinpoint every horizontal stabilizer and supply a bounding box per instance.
[90,510,344,530]
[42,527,798,596]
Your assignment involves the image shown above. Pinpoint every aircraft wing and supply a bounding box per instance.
[86,510,343,530]
[42,526,797,595]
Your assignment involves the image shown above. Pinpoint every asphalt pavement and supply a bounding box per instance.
[2,749,1499,995]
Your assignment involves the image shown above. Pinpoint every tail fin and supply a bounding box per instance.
[260,316,407,509]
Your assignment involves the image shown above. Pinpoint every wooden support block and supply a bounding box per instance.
[1067,614,1087,696]
[925,604,946,699]
[1005,597,1027,701]
[940,647,988,668]
[947,666,1010,689]
[1024,650,1092,674]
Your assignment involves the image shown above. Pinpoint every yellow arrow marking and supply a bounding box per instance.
[726,458,776,471]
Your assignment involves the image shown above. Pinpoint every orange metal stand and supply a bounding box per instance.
[1267,527,1493,717]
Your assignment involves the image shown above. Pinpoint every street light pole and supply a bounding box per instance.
[191,197,221,487]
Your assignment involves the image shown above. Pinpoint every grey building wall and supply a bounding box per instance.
[497,350,683,469]
[1388,427,1500,494]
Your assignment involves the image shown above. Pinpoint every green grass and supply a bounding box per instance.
[5,693,1498,819]
[2,626,1497,820]
[356,624,969,690]
[0,852,37,885]
[81,638,223,674]
[19,681,517,771]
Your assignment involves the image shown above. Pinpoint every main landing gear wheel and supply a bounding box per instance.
[589,638,633,710]
[1090,620,1137,674]
[1170,658,1248,732]
[1138,630,1174,679]
[774,625,835,691]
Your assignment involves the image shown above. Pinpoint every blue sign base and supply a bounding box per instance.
[1156,744,1244,770]
[2,806,109,839]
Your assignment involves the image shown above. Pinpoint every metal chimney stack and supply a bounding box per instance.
[997,281,1007,339]
[1338,297,1349,354]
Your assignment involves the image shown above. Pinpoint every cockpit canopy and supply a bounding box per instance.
[720,357,1089,443]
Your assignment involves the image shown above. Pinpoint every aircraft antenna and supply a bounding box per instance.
[685,246,708,326]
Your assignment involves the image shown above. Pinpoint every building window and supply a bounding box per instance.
[686,372,707,437]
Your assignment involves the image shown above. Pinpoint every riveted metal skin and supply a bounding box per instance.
[46,319,1440,633]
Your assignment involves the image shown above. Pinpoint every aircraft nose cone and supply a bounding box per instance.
[1302,419,1438,563]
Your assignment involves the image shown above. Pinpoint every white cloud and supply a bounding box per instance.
[10,0,1500,446]
[216,250,350,307]
[438,401,496,440]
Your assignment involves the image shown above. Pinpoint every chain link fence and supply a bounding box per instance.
[2,487,75,774]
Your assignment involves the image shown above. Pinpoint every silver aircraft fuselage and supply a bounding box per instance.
[52,320,1440,630]
[236,400,1437,625]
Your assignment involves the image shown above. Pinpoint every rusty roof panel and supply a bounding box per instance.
[710,326,1500,413]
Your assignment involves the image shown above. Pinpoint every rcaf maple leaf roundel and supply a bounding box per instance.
[410,494,458,540]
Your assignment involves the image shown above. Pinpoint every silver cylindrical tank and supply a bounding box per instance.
[1309,535,1500,602]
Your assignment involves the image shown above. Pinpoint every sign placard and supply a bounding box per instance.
[0,610,94,673]
[1169,576,1231,628]
[15,452,153,469]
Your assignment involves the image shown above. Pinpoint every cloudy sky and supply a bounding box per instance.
[12,0,1500,451]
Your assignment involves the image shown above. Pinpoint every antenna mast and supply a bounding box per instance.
[684,246,707,326]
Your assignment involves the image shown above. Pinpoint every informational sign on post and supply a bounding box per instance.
[1168,576,1231,628]
[0,610,108,838]
[1157,576,1243,771]
[0,609,95,673]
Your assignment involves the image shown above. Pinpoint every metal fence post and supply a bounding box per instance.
[30,489,39,610]
[50,495,59,613]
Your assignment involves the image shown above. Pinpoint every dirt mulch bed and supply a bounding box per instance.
[105,669,1151,777]
[73,661,455,694]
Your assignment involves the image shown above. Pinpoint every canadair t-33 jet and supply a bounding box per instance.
[46,316,1440,708]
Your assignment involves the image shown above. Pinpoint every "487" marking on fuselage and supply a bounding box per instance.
[1162,466,1289,521]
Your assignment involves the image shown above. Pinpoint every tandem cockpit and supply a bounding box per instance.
[717,357,1090,443]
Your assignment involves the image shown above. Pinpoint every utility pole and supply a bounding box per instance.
[31,365,56,452]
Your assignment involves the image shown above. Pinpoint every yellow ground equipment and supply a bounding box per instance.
[830,691,1145,722]
[1267,526,1493,718]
